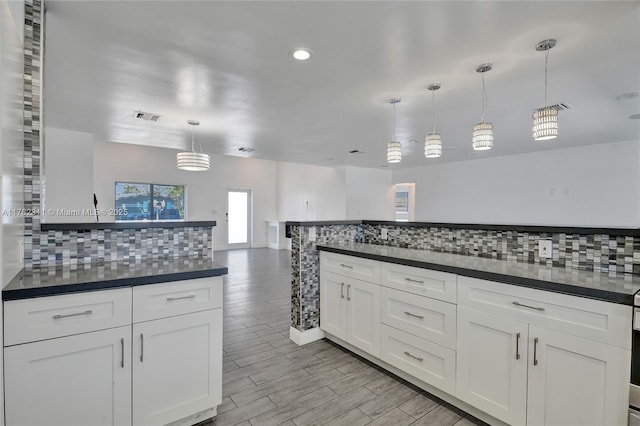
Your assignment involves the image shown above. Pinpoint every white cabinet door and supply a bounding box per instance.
[133,309,222,426]
[527,326,631,426]
[4,326,131,426]
[347,278,380,358]
[456,307,528,426]
[320,271,348,341]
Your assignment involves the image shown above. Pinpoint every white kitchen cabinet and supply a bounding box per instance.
[527,325,630,426]
[133,309,222,426]
[320,270,380,357]
[456,307,528,425]
[4,326,132,426]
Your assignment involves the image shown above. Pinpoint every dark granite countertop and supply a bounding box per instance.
[2,257,228,301]
[318,243,640,305]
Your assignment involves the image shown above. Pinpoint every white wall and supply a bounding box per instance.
[276,161,347,221]
[44,128,94,222]
[92,141,277,250]
[344,166,394,220]
[1,0,24,285]
[393,140,640,228]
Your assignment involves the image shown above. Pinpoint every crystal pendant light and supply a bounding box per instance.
[425,83,442,158]
[386,98,402,163]
[532,39,559,141]
[472,64,494,150]
[177,120,211,171]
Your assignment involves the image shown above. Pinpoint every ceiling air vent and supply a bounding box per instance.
[238,147,255,153]
[548,102,572,111]
[348,149,365,154]
[133,111,161,121]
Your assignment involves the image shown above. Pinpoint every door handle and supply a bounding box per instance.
[533,337,539,366]
[120,338,124,368]
[340,263,354,269]
[404,277,425,284]
[140,333,144,362]
[512,301,545,312]
[167,295,196,302]
[403,351,424,362]
[404,311,424,319]
[347,284,351,301]
[341,283,345,299]
[52,310,93,320]
[515,332,521,360]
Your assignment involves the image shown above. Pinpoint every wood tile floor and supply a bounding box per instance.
[205,248,487,426]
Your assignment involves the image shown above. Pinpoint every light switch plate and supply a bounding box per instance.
[538,239,553,259]
[308,226,316,242]
[381,228,388,240]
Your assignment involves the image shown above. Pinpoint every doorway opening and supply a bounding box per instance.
[227,189,252,249]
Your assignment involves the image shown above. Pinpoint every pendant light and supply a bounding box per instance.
[472,64,494,150]
[386,97,402,163]
[532,39,558,141]
[425,83,442,158]
[177,120,210,171]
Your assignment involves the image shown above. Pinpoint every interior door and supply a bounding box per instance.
[226,189,252,249]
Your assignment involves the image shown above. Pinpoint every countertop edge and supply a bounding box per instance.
[317,245,634,306]
[40,221,217,231]
[2,267,228,301]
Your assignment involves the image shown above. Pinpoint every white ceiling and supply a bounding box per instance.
[43,0,640,169]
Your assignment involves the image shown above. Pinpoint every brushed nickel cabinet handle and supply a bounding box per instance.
[341,283,345,299]
[120,338,124,368]
[512,301,545,312]
[515,332,521,360]
[52,310,93,320]
[404,311,424,319]
[140,333,144,363]
[347,284,351,301]
[404,351,424,362]
[167,295,196,302]
[340,263,354,269]
[404,277,425,284]
[533,337,539,366]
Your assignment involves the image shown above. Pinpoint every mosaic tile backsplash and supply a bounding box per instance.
[21,0,213,269]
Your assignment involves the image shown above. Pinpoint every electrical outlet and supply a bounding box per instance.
[381,228,388,240]
[538,239,553,259]
[308,226,316,242]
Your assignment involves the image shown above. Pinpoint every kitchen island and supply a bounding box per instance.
[2,257,227,426]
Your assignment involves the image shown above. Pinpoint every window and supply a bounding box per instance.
[115,182,185,221]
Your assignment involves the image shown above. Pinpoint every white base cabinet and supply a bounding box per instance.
[3,277,224,426]
[4,326,132,426]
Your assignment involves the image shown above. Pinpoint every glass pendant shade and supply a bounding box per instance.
[387,141,402,163]
[472,121,494,150]
[176,152,211,171]
[424,133,442,158]
[532,106,558,141]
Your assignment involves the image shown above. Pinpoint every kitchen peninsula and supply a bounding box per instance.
[2,221,227,426]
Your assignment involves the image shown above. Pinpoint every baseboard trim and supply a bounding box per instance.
[289,326,325,346]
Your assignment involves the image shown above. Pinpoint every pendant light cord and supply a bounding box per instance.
[544,48,549,107]
[191,124,196,153]
[393,101,397,140]
[432,89,436,134]
[481,72,487,122]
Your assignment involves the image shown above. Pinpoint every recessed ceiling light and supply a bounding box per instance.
[630,113,640,120]
[292,48,312,61]
[616,92,639,101]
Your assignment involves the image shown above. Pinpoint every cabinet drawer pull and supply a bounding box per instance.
[167,295,196,302]
[347,284,351,301]
[512,301,545,312]
[403,351,424,362]
[339,263,354,269]
[515,332,521,360]
[533,337,539,366]
[120,338,125,368]
[341,283,345,299]
[404,311,424,319]
[140,333,144,362]
[404,277,425,284]
[52,310,93,320]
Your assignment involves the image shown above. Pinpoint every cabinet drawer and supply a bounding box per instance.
[133,277,223,323]
[4,288,132,346]
[380,324,456,395]
[380,262,456,303]
[458,276,632,349]
[320,252,380,283]
[381,287,456,349]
